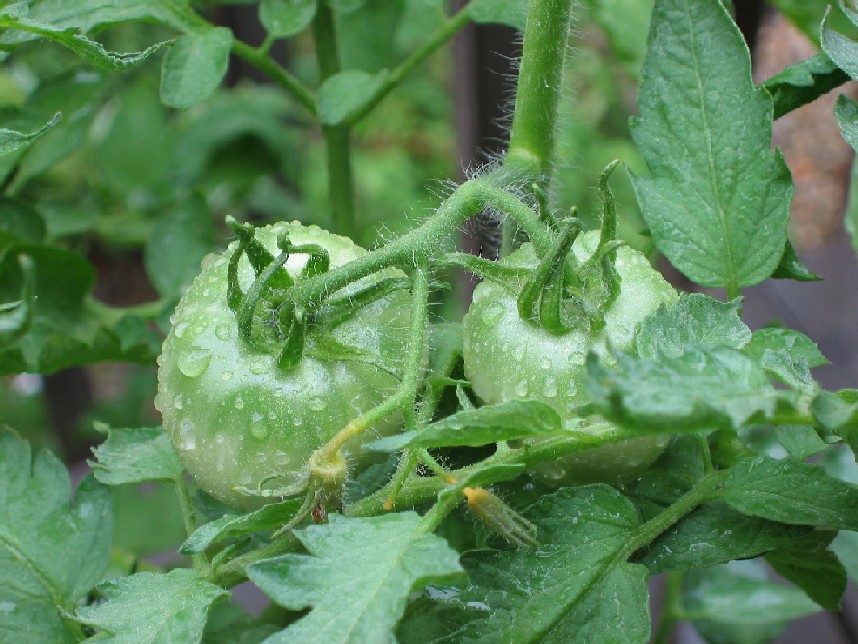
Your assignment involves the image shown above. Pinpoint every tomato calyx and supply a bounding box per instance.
[515,160,626,336]
[225,216,338,371]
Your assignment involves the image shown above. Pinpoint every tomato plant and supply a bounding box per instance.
[2,1,858,643]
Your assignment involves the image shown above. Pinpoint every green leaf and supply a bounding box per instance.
[767,0,852,45]
[684,560,820,644]
[744,327,828,369]
[365,400,564,451]
[764,530,847,611]
[259,0,317,38]
[835,94,858,152]
[160,28,234,109]
[247,512,463,643]
[0,12,170,70]
[89,426,184,485]
[628,434,706,508]
[637,502,810,574]
[586,0,654,77]
[631,0,792,291]
[78,569,228,642]
[822,9,858,81]
[26,0,192,33]
[0,243,160,374]
[0,111,59,155]
[812,389,858,454]
[181,498,303,554]
[317,69,388,126]
[832,530,858,583]
[468,0,528,30]
[585,347,781,432]
[326,0,367,13]
[773,424,828,459]
[723,456,858,531]
[761,53,849,120]
[0,427,112,643]
[454,486,649,642]
[771,239,822,282]
[0,198,46,242]
[145,194,214,300]
[635,294,750,360]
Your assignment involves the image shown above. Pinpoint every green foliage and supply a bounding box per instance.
[2,0,858,641]
[0,427,112,642]
[76,569,229,643]
[631,0,792,294]
[247,513,463,642]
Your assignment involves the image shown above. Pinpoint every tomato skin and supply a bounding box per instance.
[463,230,677,485]
[156,222,409,509]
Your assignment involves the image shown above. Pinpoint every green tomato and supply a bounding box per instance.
[156,222,409,509]
[463,230,677,485]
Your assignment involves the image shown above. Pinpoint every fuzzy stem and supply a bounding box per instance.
[505,0,573,186]
[314,5,357,238]
[312,269,430,461]
[288,179,552,311]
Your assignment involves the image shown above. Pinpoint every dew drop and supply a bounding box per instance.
[268,411,278,420]
[221,371,234,381]
[515,380,529,397]
[251,422,269,440]
[274,451,290,466]
[173,394,184,410]
[215,324,232,341]
[179,421,196,450]
[309,398,326,411]
[293,416,303,426]
[177,350,211,378]
[174,322,190,338]
[250,357,269,375]
[234,396,245,410]
[544,377,557,398]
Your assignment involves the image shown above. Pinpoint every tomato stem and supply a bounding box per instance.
[288,179,552,312]
[504,0,574,187]
[313,4,357,239]
[310,269,431,475]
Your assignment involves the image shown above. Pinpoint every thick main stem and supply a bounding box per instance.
[505,0,573,187]
[314,6,357,239]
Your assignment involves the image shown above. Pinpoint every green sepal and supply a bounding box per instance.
[291,243,330,279]
[435,252,530,289]
[277,312,306,371]
[236,245,293,344]
[531,182,558,230]
[517,215,581,332]
[316,276,411,329]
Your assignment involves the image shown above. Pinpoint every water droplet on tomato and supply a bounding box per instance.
[179,421,196,450]
[274,451,290,466]
[515,380,529,397]
[174,394,184,410]
[215,324,232,341]
[544,377,557,398]
[234,396,245,410]
[177,350,211,378]
[250,416,268,439]
[250,357,269,374]
[174,322,189,338]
